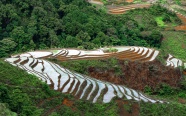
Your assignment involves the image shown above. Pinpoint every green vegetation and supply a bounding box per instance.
[161,31,186,62]
[155,17,166,27]
[1,0,186,115]
[140,102,186,116]
[52,58,122,76]
[0,103,17,116]
[103,47,118,53]
[0,0,181,57]
[174,8,186,16]
[175,0,181,5]
[0,59,119,116]
[142,82,186,116]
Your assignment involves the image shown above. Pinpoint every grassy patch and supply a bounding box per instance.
[0,103,17,116]
[161,31,186,62]
[50,57,122,76]
[140,102,186,116]
[155,17,167,27]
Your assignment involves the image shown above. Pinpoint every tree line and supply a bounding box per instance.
[0,0,181,57]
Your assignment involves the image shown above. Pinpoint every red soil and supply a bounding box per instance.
[175,25,186,31]
[62,98,77,111]
[183,70,186,75]
[116,100,139,116]
[62,98,74,107]
[175,14,186,31]
[126,0,134,3]
[178,98,186,104]
[88,60,182,91]
[177,14,186,25]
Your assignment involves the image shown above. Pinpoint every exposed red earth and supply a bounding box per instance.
[126,0,134,3]
[88,59,182,91]
[175,13,186,31]
[175,13,186,24]
[62,98,74,107]
[184,70,186,75]
[116,100,139,116]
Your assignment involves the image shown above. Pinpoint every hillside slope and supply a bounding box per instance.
[0,59,119,116]
[1,58,186,116]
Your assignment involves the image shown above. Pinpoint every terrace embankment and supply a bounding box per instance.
[88,59,182,91]
[88,0,103,5]
[175,13,186,31]
[107,4,151,14]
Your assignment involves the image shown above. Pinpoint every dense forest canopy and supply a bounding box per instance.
[0,0,181,57]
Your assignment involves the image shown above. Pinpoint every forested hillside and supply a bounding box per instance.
[0,0,181,57]
[1,0,186,116]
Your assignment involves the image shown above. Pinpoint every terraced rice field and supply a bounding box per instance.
[5,46,185,104]
[11,46,183,68]
[88,0,103,5]
[12,46,160,62]
[166,54,183,68]
[108,4,151,14]
[5,57,164,104]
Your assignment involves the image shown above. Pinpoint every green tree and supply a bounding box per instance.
[49,30,60,48]
[76,31,91,44]
[11,26,30,51]
[149,30,162,47]
[64,35,78,47]
[0,38,17,57]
